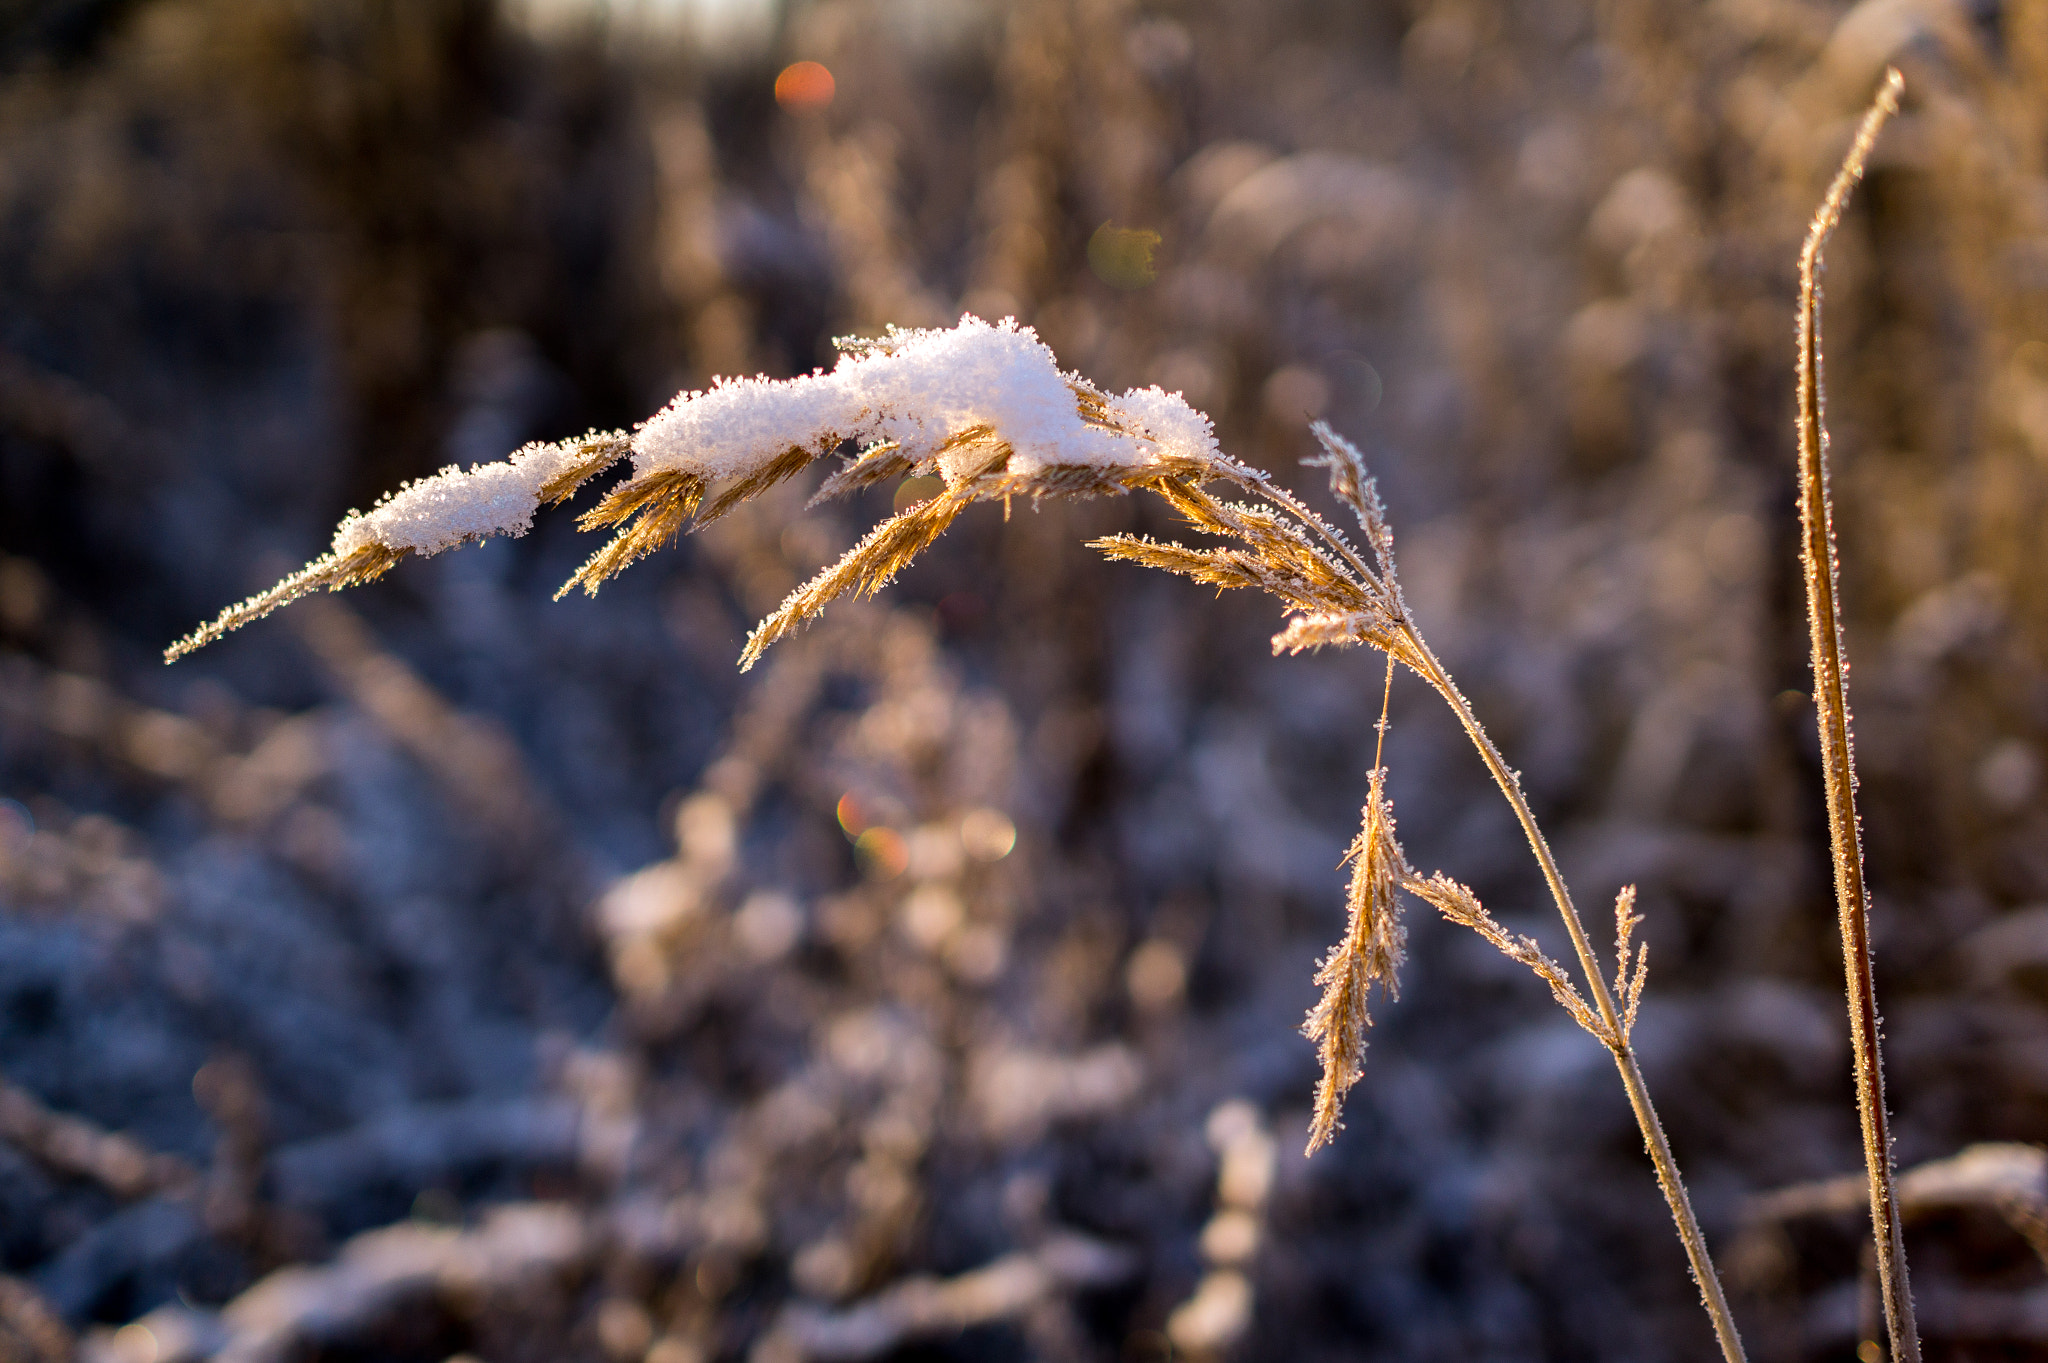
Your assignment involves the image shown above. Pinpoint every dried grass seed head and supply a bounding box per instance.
[1269,610,1405,659]
[1302,768,1409,1155]
[1612,884,1647,1043]
[167,315,1227,663]
[1306,421,1392,566]
[1403,870,1606,1043]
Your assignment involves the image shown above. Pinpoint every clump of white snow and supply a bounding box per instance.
[632,315,1218,485]
[1105,385,1223,467]
[333,439,606,559]
[330,316,1218,563]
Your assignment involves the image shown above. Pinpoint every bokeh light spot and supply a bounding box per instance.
[893,474,944,512]
[959,807,1016,860]
[1087,222,1160,289]
[855,827,909,878]
[110,1324,159,1363]
[775,60,835,111]
[836,791,868,837]
[1326,350,1384,414]
[0,797,32,848]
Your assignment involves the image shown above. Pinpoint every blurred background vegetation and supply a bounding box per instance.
[2,1,2047,1359]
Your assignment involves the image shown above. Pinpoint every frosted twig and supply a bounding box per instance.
[1797,65,1917,1363]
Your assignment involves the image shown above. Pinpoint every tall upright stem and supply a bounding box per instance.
[1404,632,1748,1363]
[1797,68,1918,1363]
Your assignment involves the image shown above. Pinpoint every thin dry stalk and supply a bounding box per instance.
[1400,630,1748,1363]
[1797,66,1918,1363]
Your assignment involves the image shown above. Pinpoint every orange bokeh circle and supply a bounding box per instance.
[774,61,835,111]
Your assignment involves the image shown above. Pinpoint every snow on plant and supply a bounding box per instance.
[166,316,1224,666]
[167,309,1745,1354]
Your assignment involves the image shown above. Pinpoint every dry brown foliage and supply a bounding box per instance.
[1300,764,1408,1154]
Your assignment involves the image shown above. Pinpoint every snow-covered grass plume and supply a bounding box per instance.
[166,315,1222,664]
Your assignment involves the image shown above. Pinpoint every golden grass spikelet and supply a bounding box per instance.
[999,464,1147,499]
[808,424,1007,504]
[740,450,1011,669]
[1002,465,1130,498]
[811,441,912,503]
[1269,610,1405,659]
[696,444,819,528]
[561,469,706,598]
[163,542,409,663]
[1088,536,1268,595]
[1286,549,1374,613]
[935,422,1001,458]
[1198,462,1382,565]
[813,425,1050,507]
[740,499,962,669]
[573,466,705,533]
[1068,381,1111,424]
[536,432,633,506]
[1148,479,1375,611]
[1147,476,1247,538]
[1612,885,1648,1044]
[1306,421,1395,576]
[1090,535,1360,616]
[1302,769,1408,1155]
[1403,871,1606,1043]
